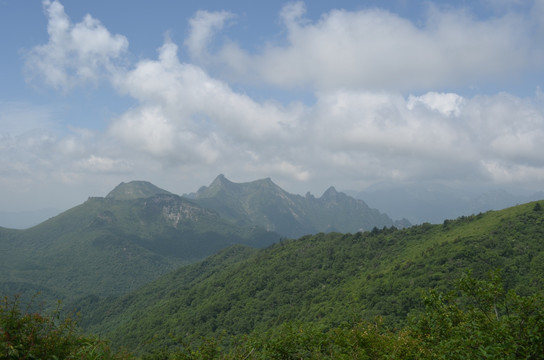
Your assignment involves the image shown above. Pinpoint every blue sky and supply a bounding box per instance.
[1,0,544,212]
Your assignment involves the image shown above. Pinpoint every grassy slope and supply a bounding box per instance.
[82,201,544,353]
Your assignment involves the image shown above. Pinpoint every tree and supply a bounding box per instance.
[412,270,544,359]
[0,295,130,360]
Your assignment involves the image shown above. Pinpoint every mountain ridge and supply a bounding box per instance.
[0,188,278,304]
[192,175,408,238]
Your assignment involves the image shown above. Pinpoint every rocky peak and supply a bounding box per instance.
[321,186,339,201]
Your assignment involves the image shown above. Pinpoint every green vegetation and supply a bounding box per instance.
[0,295,130,359]
[5,272,542,359]
[0,191,278,306]
[76,201,544,355]
[2,181,543,358]
[0,178,404,307]
[138,271,544,359]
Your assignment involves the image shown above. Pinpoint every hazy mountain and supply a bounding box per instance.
[106,180,172,200]
[79,201,544,353]
[0,181,278,304]
[353,182,544,224]
[190,174,408,238]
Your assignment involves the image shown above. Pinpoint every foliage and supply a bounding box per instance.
[6,272,542,359]
[138,272,544,359]
[0,192,278,306]
[0,295,130,360]
[78,201,544,355]
[412,270,544,359]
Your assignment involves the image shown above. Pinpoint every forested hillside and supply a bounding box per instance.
[76,201,544,355]
[0,183,278,305]
[0,177,410,308]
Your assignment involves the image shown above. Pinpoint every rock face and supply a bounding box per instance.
[192,175,405,238]
[143,194,218,228]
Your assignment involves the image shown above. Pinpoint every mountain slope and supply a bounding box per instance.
[192,175,406,238]
[0,183,278,304]
[80,201,544,353]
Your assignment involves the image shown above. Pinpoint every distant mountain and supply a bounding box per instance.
[191,175,408,238]
[0,181,278,304]
[353,182,544,224]
[106,180,172,200]
[80,201,544,353]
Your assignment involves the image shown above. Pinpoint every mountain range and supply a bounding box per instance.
[188,174,408,238]
[0,175,403,305]
[3,177,541,230]
[0,180,277,304]
[1,175,543,356]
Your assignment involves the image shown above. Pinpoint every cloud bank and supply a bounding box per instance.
[3,0,544,210]
[201,1,541,91]
[24,0,128,90]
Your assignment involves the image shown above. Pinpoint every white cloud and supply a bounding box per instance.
[200,2,541,92]
[407,92,465,116]
[185,10,235,60]
[24,0,128,90]
[76,155,129,173]
[109,41,305,166]
[7,1,544,213]
[246,160,310,182]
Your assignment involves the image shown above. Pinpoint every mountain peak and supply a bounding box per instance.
[321,186,339,200]
[200,174,237,197]
[211,174,233,187]
[106,181,171,200]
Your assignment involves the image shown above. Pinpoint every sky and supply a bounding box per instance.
[1,0,544,212]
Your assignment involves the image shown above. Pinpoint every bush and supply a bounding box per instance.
[0,295,130,360]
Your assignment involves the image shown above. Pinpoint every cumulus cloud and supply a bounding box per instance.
[109,41,305,168]
[10,0,544,211]
[24,0,128,90]
[185,10,235,60]
[406,92,465,116]
[199,2,541,92]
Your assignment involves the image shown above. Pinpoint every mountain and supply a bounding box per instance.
[0,181,278,304]
[354,181,544,224]
[191,175,408,238]
[106,180,172,200]
[79,201,544,353]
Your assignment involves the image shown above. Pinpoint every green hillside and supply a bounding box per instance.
[0,186,278,305]
[193,175,407,238]
[79,201,544,354]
